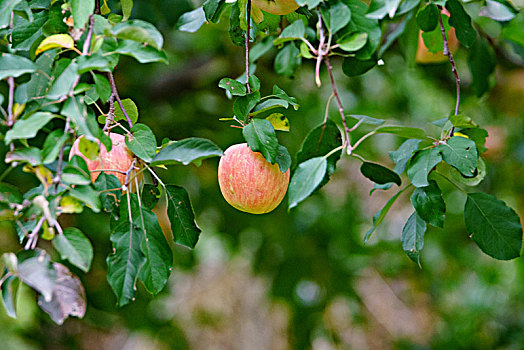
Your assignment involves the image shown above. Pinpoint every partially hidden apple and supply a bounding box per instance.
[218,143,290,214]
[252,0,299,15]
[416,10,459,64]
[69,133,137,187]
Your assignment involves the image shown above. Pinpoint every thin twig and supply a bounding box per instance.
[323,93,335,124]
[53,118,71,194]
[315,12,326,87]
[95,0,101,15]
[82,15,95,55]
[7,77,15,151]
[124,159,137,188]
[245,0,251,94]
[24,216,45,250]
[325,56,351,151]
[103,94,115,132]
[108,72,133,128]
[438,9,460,117]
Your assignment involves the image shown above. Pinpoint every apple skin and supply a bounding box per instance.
[69,133,136,186]
[218,143,290,214]
[252,0,299,15]
[416,11,459,64]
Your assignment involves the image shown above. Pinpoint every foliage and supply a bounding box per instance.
[0,0,522,348]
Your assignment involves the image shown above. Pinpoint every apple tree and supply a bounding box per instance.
[0,0,522,329]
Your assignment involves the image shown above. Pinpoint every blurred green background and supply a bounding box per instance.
[1,0,524,348]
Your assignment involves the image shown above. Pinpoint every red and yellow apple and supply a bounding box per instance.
[416,10,459,64]
[252,0,299,15]
[218,143,290,214]
[69,133,137,187]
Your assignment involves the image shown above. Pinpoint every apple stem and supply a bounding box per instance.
[323,93,335,124]
[438,7,460,119]
[245,0,252,94]
[124,159,138,188]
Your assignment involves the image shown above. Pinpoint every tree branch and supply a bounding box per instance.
[438,9,460,117]
[245,0,252,94]
[108,71,133,129]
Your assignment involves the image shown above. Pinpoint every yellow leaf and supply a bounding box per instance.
[266,113,290,132]
[41,221,55,240]
[13,103,25,118]
[251,6,264,24]
[101,0,111,15]
[454,132,469,139]
[36,34,75,55]
[60,196,84,214]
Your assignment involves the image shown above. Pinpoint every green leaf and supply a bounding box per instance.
[251,98,289,116]
[233,91,261,121]
[250,36,274,62]
[337,32,368,52]
[0,183,23,204]
[121,0,133,20]
[438,136,478,177]
[165,185,201,248]
[106,196,145,307]
[53,228,93,272]
[503,12,524,46]
[451,156,486,187]
[465,193,522,260]
[141,184,161,210]
[274,43,301,77]
[47,61,79,100]
[343,0,381,59]
[389,139,421,174]
[218,78,247,96]
[17,249,57,302]
[461,128,488,154]
[115,40,168,64]
[6,147,43,166]
[468,37,495,97]
[94,173,121,212]
[228,4,244,46]
[12,11,47,49]
[288,157,327,209]
[0,53,36,80]
[416,3,438,32]
[342,57,376,77]
[114,98,139,124]
[0,0,21,29]
[364,188,406,243]
[125,123,157,163]
[272,85,299,109]
[348,114,385,126]
[421,14,451,53]
[445,0,477,48]
[407,148,442,187]
[295,120,343,189]
[37,263,86,325]
[137,207,172,294]
[242,119,279,164]
[77,54,113,74]
[62,155,92,185]
[22,50,56,102]
[152,138,223,166]
[71,0,94,29]
[360,162,402,186]
[449,114,478,129]
[401,212,426,265]
[1,275,19,318]
[114,26,158,49]
[68,185,101,213]
[328,2,351,34]
[366,0,402,19]
[203,0,226,23]
[5,112,55,144]
[93,74,111,103]
[410,180,445,228]
[62,96,101,141]
[276,144,291,173]
[177,7,206,33]
[375,125,427,139]
[480,0,516,22]
[273,20,305,46]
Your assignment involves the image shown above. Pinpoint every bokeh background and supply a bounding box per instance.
[1,0,524,348]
